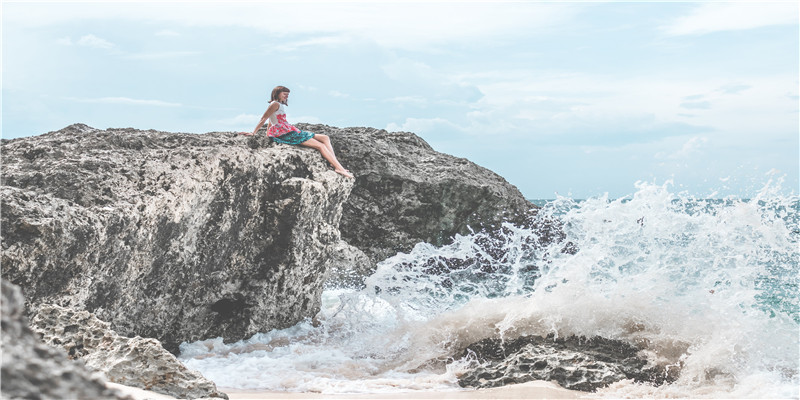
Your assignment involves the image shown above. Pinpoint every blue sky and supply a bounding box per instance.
[3,1,798,199]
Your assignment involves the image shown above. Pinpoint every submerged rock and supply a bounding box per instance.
[298,124,535,269]
[2,124,353,351]
[31,304,227,399]
[457,334,677,392]
[1,279,129,400]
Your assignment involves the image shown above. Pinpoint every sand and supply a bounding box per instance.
[109,381,583,400]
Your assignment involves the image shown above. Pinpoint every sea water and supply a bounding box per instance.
[179,180,799,398]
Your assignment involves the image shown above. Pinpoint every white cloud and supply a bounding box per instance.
[64,96,181,107]
[453,70,796,146]
[6,2,579,50]
[655,136,709,160]
[76,34,114,49]
[662,2,798,36]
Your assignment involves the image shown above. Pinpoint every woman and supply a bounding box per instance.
[245,86,353,178]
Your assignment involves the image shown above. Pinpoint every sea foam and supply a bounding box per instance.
[179,180,799,398]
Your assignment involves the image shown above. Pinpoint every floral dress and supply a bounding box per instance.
[266,101,315,145]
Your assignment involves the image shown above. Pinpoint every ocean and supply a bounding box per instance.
[178,180,799,398]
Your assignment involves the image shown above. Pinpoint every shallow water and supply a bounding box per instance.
[179,180,799,398]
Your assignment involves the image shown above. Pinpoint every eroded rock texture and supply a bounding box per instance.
[1,280,129,400]
[298,124,535,267]
[457,334,677,392]
[2,123,536,352]
[2,124,353,351]
[31,304,227,399]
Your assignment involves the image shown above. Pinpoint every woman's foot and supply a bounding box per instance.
[335,168,354,178]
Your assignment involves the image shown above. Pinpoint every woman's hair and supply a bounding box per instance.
[271,86,290,105]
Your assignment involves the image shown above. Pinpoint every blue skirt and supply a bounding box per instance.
[273,130,315,145]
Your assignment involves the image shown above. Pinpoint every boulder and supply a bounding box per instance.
[1,124,353,351]
[1,279,129,400]
[297,123,535,267]
[457,334,677,392]
[31,304,227,399]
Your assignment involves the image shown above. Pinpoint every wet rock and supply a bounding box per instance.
[31,304,227,399]
[2,124,353,352]
[298,124,535,268]
[457,334,676,392]
[322,241,373,289]
[1,279,129,400]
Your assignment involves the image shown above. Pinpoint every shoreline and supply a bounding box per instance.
[110,381,583,400]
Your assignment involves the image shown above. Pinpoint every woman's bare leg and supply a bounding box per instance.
[300,138,353,178]
[314,134,350,172]
[315,134,336,157]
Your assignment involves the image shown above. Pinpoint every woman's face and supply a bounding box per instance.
[279,91,289,103]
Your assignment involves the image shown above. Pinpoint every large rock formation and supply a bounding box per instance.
[2,123,534,352]
[298,124,535,266]
[1,280,130,400]
[32,304,227,399]
[2,124,353,351]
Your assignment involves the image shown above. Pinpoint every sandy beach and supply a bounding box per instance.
[110,381,582,400]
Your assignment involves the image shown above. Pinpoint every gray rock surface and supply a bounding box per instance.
[457,334,677,392]
[298,124,535,268]
[2,123,536,353]
[31,303,227,399]
[1,279,129,400]
[321,241,373,288]
[2,123,353,352]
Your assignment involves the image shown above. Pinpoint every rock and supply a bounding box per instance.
[457,334,677,392]
[31,304,227,399]
[322,241,373,289]
[2,124,353,352]
[2,122,539,353]
[297,124,535,266]
[1,279,130,400]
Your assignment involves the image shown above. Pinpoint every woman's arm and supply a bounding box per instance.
[251,102,280,136]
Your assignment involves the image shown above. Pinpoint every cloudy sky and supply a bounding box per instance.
[3,1,798,199]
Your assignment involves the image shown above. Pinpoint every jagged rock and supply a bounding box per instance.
[298,123,535,267]
[457,334,677,392]
[1,279,130,400]
[1,124,353,351]
[31,304,227,399]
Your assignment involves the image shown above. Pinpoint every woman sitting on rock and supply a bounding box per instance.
[245,86,353,178]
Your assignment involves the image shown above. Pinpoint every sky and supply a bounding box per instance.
[2,1,798,199]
